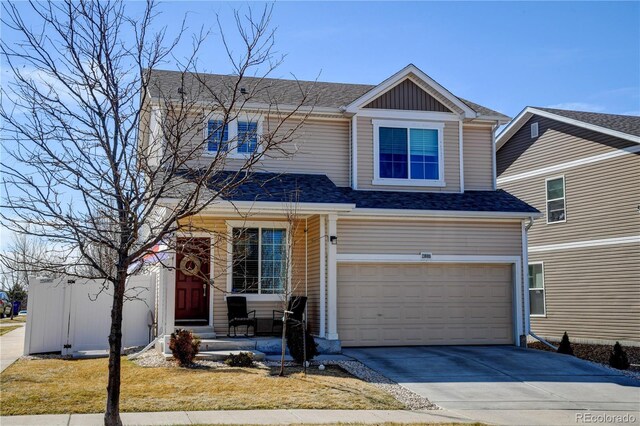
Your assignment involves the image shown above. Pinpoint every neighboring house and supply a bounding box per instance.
[496,107,640,346]
[142,64,539,353]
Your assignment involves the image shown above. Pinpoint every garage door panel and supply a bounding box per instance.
[338,263,514,346]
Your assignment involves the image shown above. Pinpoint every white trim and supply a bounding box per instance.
[372,119,445,187]
[319,217,326,338]
[356,109,460,121]
[497,144,640,184]
[326,214,338,340]
[545,175,566,224]
[530,122,539,138]
[158,199,356,214]
[336,253,524,346]
[527,261,546,317]
[496,107,640,150]
[522,221,531,329]
[344,64,477,118]
[225,221,290,300]
[491,123,498,190]
[459,120,464,192]
[529,235,640,253]
[351,116,358,189]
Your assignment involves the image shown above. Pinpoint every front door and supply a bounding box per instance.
[175,237,210,323]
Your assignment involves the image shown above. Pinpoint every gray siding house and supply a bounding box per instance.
[496,107,640,346]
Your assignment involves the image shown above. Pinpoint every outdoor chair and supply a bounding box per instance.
[272,296,307,334]
[226,296,257,337]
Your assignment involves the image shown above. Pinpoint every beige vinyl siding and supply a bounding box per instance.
[356,117,461,192]
[529,244,640,344]
[337,219,522,256]
[463,126,494,190]
[179,216,316,336]
[499,147,640,247]
[181,115,351,187]
[497,116,637,178]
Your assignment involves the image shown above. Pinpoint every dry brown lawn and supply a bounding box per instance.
[0,316,26,324]
[0,325,21,336]
[0,357,404,415]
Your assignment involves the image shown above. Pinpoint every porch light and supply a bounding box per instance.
[329,235,338,245]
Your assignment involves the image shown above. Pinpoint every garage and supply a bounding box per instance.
[337,263,514,347]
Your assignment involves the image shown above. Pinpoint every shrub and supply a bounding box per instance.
[557,332,574,356]
[609,342,630,370]
[169,328,200,366]
[286,322,319,364]
[225,351,255,367]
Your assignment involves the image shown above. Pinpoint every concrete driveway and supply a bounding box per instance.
[344,345,640,425]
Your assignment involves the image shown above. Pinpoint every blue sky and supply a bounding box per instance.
[149,1,640,118]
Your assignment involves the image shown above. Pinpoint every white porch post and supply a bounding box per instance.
[326,213,339,340]
[319,216,326,338]
[165,252,176,335]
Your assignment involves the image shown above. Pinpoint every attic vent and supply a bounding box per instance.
[531,122,539,138]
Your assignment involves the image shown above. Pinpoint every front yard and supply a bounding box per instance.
[0,357,404,415]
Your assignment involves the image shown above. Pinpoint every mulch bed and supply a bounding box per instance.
[528,341,640,372]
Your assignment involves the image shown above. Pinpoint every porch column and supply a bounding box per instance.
[326,213,339,340]
[165,252,176,335]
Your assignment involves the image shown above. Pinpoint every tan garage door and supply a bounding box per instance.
[338,263,514,346]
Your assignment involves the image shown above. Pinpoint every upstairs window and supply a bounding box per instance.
[206,117,260,155]
[207,120,229,152]
[374,120,444,186]
[237,121,258,154]
[546,176,566,223]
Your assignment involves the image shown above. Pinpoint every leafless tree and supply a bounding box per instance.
[0,1,314,424]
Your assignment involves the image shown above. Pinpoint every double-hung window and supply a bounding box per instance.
[206,117,260,156]
[373,120,444,186]
[528,263,545,316]
[546,176,566,223]
[230,225,287,297]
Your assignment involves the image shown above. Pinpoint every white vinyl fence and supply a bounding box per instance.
[24,274,156,356]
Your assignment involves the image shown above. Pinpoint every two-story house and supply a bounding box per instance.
[143,64,539,353]
[496,107,640,346]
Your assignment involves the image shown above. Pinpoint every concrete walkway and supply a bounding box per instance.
[0,409,473,425]
[0,323,25,372]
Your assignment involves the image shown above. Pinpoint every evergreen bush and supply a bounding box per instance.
[609,342,630,370]
[169,328,200,366]
[286,322,319,364]
[557,332,574,355]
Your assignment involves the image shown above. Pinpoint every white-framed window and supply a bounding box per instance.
[372,119,445,187]
[528,262,546,316]
[546,175,566,223]
[226,221,288,301]
[204,115,262,157]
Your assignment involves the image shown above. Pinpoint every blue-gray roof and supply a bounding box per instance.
[180,171,538,214]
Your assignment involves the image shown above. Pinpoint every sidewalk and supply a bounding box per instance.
[0,409,474,425]
[0,323,25,372]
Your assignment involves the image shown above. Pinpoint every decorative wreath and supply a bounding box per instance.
[179,255,201,277]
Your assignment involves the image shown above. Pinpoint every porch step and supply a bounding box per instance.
[198,338,256,352]
[186,326,217,339]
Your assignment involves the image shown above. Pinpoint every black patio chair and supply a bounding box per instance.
[226,296,257,337]
[272,296,307,334]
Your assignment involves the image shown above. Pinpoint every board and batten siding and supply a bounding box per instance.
[364,79,452,112]
[497,114,640,345]
[529,244,640,344]
[181,115,351,187]
[463,126,494,190]
[178,216,317,336]
[356,117,461,192]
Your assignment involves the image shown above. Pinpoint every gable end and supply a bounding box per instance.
[364,79,452,112]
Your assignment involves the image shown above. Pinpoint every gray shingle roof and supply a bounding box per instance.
[535,107,640,137]
[148,69,509,119]
[169,171,538,214]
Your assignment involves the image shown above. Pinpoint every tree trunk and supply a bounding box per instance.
[104,272,126,426]
[279,311,288,377]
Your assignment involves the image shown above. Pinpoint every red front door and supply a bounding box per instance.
[175,238,210,323]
